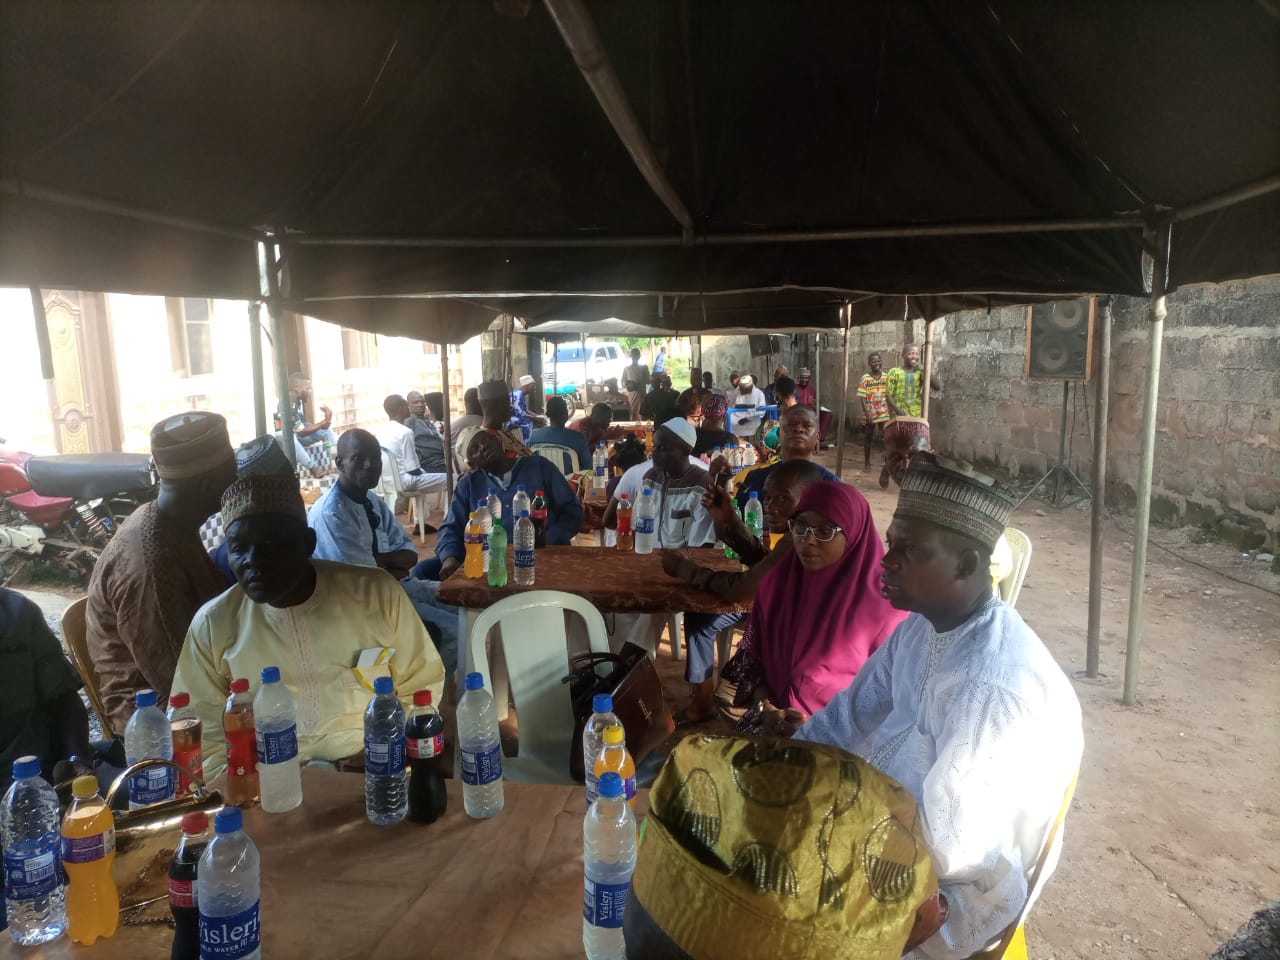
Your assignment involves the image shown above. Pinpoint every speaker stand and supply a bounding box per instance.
[1018,381,1092,508]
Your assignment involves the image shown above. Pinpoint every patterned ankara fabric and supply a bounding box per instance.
[625,733,937,960]
[894,459,1015,554]
[885,367,925,418]
[220,474,307,528]
[796,599,1083,959]
[857,373,892,424]
[86,502,228,732]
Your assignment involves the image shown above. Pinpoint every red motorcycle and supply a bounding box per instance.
[0,438,157,585]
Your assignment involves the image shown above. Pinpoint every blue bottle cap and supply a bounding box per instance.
[214,807,243,834]
[642,487,652,495]
[261,665,281,684]
[592,693,613,715]
[134,688,158,708]
[489,488,498,495]
[11,755,40,781]
[597,772,623,799]
[373,676,394,696]
[517,484,526,492]
[748,490,760,499]
[465,672,485,691]
[520,509,530,517]
[476,499,487,509]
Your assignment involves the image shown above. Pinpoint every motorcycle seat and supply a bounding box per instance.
[26,453,156,501]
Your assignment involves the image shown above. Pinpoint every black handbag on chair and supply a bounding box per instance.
[564,642,675,784]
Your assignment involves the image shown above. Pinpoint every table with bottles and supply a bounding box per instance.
[0,767,647,960]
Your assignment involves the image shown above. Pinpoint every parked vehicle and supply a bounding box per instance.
[542,342,628,416]
[0,439,157,584]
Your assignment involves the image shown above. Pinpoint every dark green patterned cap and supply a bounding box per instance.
[894,458,1015,553]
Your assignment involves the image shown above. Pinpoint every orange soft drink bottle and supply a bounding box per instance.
[464,511,486,578]
[592,725,636,809]
[60,775,119,945]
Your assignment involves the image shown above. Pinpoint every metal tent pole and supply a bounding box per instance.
[1123,226,1171,706]
[834,302,853,477]
[1086,297,1114,677]
[249,301,267,438]
[28,287,53,380]
[921,317,936,421]
[440,343,454,502]
[259,238,295,466]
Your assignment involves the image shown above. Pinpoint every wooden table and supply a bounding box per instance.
[3,770,640,960]
[438,546,751,714]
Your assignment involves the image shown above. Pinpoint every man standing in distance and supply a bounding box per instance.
[885,345,941,419]
[622,348,650,420]
[857,352,892,470]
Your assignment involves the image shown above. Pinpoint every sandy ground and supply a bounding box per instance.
[19,447,1278,958]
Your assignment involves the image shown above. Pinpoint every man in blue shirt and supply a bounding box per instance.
[307,429,458,674]
[508,374,547,445]
[419,431,582,582]
[529,395,591,470]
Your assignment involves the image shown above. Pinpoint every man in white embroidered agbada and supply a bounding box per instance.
[788,460,1082,959]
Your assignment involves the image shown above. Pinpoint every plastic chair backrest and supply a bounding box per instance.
[377,445,403,512]
[998,527,1033,606]
[466,590,609,775]
[531,443,580,476]
[61,597,117,740]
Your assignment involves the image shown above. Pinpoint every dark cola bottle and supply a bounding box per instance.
[405,690,448,824]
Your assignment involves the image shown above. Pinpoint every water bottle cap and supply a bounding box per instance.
[413,690,433,707]
[373,676,394,695]
[214,807,243,834]
[642,487,652,495]
[182,812,209,834]
[603,724,624,745]
[261,665,281,684]
[519,509,530,517]
[592,693,613,715]
[230,678,250,694]
[517,484,526,491]
[71,775,98,800]
[11,755,40,781]
[749,490,760,499]
[134,688,158,708]
[489,488,498,495]
[169,691,191,708]
[475,500,486,510]
[464,672,485,691]
[597,771,623,799]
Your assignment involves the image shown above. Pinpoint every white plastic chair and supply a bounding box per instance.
[531,442,581,476]
[380,445,431,542]
[465,590,610,784]
[997,527,1033,606]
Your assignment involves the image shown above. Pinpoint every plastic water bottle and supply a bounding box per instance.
[514,510,536,585]
[744,490,765,543]
[530,489,548,548]
[253,667,302,814]
[167,692,203,797]
[364,676,407,825]
[464,511,486,579]
[60,776,118,945]
[476,498,493,540]
[582,695,620,808]
[582,771,637,960]
[457,673,504,819]
[406,691,448,825]
[512,484,531,518]
[633,487,656,554]
[197,808,260,960]
[2,756,66,945]
[592,444,608,490]
[486,488,502,526]
[124,689,175,809]
[743,443,757,466]
[487,519,509,586]
[168,811,209,960]
[725,500,743,560]
[614,494,633,552]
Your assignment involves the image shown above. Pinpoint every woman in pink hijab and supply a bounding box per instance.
[722,480,904,733]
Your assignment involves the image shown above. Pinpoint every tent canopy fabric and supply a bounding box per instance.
[1,0,1277,341]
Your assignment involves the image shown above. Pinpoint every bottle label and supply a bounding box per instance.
[364,734,406,776]
[173,746,205,796]
[4,840,60,900]
[169,875,197,909]
[61,828,115,864]
[514,548,535,569]
[129,764,175,805]
[224,731,258,778]
[199,901,260,959]
[460,743,502,786]
[464,531,483,545]
[616,513,631,535]
[623,774,637,803]
[635,517,655,535]
[406,733,444,760]
[583,878,630,929]
[256,723,299,765]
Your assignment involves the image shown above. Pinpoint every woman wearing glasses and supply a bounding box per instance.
[721,481,905,735]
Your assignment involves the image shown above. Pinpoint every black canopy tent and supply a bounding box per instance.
[2,0,1278,701]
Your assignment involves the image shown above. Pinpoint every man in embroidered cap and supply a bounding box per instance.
[507,373,546,444]
[792,460,1083,958]
[794,366,816,408]
[86,412,237,732]
[729,373,767,438]
[172,474,445,777]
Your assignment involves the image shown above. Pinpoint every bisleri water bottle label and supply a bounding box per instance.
[256,724,299,764]
[406,734,444,759]
[129,765,174,805]
[583,878,629,928]
[635,517,655,535]
[199,902,260,959]
[364,734,407,776]
[4,841,59,900]
[514,548,535,568]
[61,828,115,863]
[461,744,503,785]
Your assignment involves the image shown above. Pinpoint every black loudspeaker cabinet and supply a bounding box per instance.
[1025,298,1095,381]
[748,335,780,358]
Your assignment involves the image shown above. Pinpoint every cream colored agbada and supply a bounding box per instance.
[172,560,445,777]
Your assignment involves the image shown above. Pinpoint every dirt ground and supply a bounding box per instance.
[23,446,1277,958]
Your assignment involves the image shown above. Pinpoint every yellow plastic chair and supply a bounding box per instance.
[61,597,117,740]
[964,771,1078,960]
